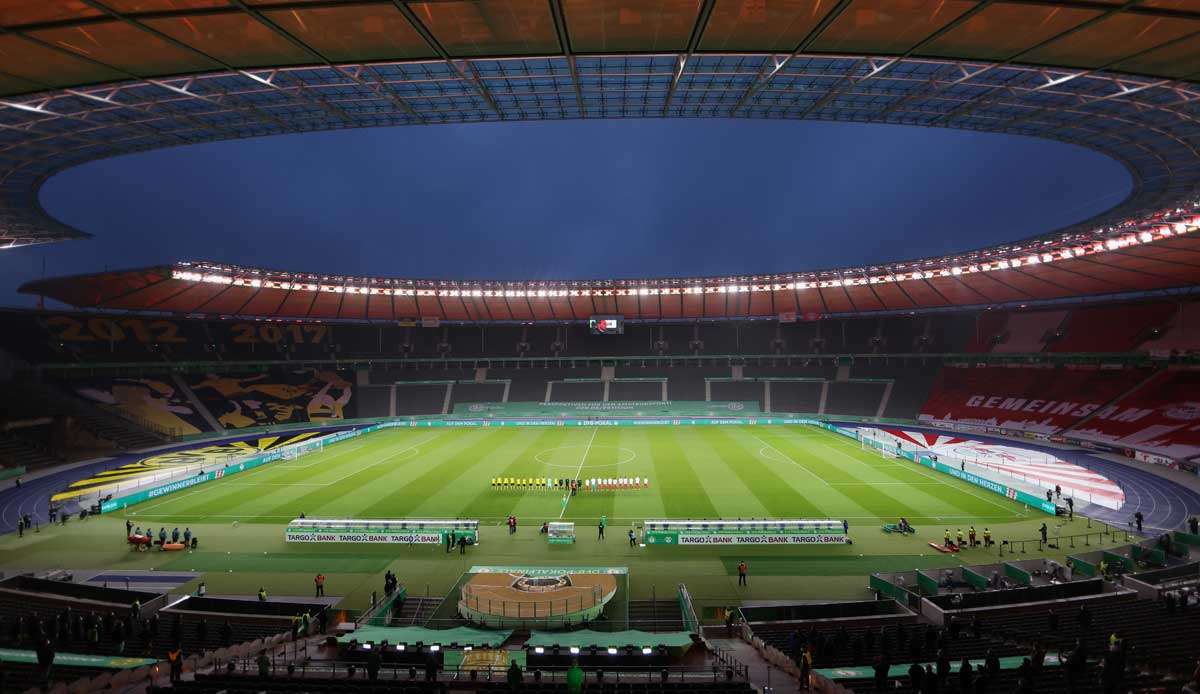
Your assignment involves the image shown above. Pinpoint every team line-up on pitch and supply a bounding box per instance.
[490,476,650,491]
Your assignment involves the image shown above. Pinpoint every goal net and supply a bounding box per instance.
[860,433,899,459]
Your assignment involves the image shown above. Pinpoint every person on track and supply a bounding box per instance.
[314,573,325,598]
[598,515,606,540]
[737,561,748,587]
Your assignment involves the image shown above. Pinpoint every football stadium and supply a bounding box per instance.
[1,1,1200,693]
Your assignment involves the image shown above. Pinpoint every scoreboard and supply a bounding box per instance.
[589,315,624,335]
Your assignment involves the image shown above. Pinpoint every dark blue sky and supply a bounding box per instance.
[2,119,1130,307]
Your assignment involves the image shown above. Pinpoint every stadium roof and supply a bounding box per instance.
[18,239,1200,319]
[4,0,1200,316]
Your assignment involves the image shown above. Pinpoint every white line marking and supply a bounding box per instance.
[130,433,438,518]
[804,428,1025,517]
[559,428,598,520]
[133,486,217,515]
[323,434,439,485]
[275,443,368,469]
[752,436,831,486]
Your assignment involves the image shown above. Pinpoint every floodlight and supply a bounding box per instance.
[607,648,618,655]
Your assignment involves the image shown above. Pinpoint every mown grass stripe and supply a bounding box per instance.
[645,428,718,518]
[761,427,946,522]
[703,427,832,518]
[251,430,464,520]
[795,427,1025,520]
[359,428,524,519]
[454,427,575,523]
[127,428,427,520]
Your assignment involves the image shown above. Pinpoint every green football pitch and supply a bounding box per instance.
[0,424,1092,613]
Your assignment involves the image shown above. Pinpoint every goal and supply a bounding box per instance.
[860,434,899,460]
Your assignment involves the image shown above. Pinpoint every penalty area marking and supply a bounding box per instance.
[276,442,369,469]
[131,436,435,517]
[753,437,831,486]
[323,434,439,485]
[807,430,1027,519]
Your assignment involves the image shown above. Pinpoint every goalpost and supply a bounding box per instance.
[859,430,899,459]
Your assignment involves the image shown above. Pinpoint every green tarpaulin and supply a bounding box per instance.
[0,648,156,670]
[526,630,693,649]
[1068,556,1096,577]
[339,626,512,647]
[962,567,988,590]
[1003,562,1032,586]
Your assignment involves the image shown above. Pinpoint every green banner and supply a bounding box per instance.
[285,526,477,545]
[102,426,374,513]
[0,648,155,670]
[467,566,628,575]
[820,422,1057,515]
[452,401,761,418]
[416,416,814,428]
[644,530,847,546]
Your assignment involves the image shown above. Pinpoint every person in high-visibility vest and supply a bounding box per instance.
[982,528,992,547]
[956,529,964,548]
[168,646,183,683]
[944,529,952,547]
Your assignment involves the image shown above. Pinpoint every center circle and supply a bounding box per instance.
[534,444,637,469]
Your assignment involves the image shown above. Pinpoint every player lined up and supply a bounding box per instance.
[490,477,650,491]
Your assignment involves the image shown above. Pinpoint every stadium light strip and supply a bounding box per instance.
[170,217,1198,298]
